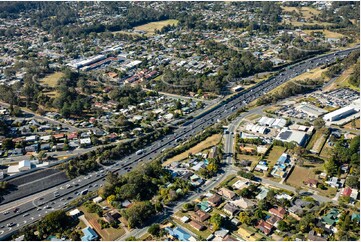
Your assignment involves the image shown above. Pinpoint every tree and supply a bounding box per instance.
[314,118,326,130]
[107,195,116,204]
[148,224,160,237]
[277,220,289,231]
[37,150,47,162]
[210,213,223,231]
[2,138,14,150]
[238,211,252,225]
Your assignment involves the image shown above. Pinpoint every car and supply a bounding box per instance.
[13,208,19,213]
[37,208,42,211]
[3,211,9,215]
[67,196,72,200]
[88,185,92,188]
[23,213,29,217]
[7,223,15,227]
[0,225,4,228]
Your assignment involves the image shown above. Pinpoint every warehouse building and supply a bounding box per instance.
[275,128,308,146]
[296,102,327,117]
[323,106,357,122]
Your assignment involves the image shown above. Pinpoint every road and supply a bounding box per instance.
[117,109,247,240]
[0,46,357,240]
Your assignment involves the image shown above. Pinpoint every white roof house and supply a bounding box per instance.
[93,196,103,203]
[80,138,91,145]
[69,209,81,217]
[18,160,32,171]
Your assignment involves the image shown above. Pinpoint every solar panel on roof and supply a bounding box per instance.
[279,131,291,140]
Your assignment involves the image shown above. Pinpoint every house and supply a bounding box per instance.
[222,235,238,241]
[342,187,352,197]
[269,206,286,219]
[232,180,249,190]
[40,143,51,151]
[223,203,239,216]
[326,177,341,188]
[218,187,236,200]
[208,194,222,207]
[232,197,255,210]
[53,133,65,140]
[214,228,229,239]
[104,212,120,224]
[190,210,210,222]
[25,135,37,143]
[256,187,269,200]
[266,215,280,226]
[18,160,32,171]
[80,138,92,146]
[307,230,327,241]
[303,178,319,188]
[93,196,103,203]
[197,201,212,213]
[165,227,194,241]
[256,220,273,235]
[81,227,98,241]
[231,218,240,226]
[322,209,339,226]
[189,220,205,231]
[69,209,81,219]
[208,146,218,159]
[181,216,190,223]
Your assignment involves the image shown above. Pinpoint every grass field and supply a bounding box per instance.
[111,30,141,36]
[39,72,64,87]
[323,64,360,92]
[134,19,179,36]
[319,141,333,160]
[303,29,344,39]
[286,165,317,188]
[244,113,262,121]
[282,6,321,19]
[264,146,287,167]
[266,67,328,97]
[306,130,327,154]
[163,134,222,165]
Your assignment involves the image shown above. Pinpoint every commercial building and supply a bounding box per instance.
[275,128,308,146]
[323,106,357,122]
[296,102,327,117]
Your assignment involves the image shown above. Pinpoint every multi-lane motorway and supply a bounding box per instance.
[0,46,358,240]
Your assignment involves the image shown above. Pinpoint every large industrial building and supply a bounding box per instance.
[323,106,357,122]
[275,128,308,146]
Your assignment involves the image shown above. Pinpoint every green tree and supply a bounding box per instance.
[148,224,160,237]
[210,213,223,231]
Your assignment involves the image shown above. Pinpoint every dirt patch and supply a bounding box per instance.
[163,134,222,165]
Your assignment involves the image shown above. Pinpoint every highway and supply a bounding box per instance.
[0,46,357,240]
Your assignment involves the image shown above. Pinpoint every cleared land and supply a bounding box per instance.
[323,64,360,92]
[134,19,179,36]
[251,67,328,107]
[264,145,287,167]
[303,29,344,39]
[319,141,333,160]
[39,72,64,87]
[163,134,222,165]
[306,130,327,153]
[343,118,360,130]
[286,164,337,197]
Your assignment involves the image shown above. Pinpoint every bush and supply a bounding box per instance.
[237,170,255,180]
